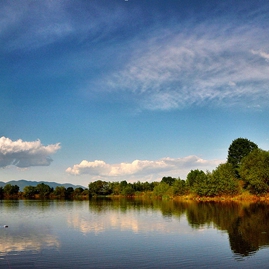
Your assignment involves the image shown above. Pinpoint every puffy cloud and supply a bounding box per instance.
[0,137,60,168]
[66,160,111,176]
[66,156,223,180]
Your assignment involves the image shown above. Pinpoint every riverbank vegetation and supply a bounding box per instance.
[0,183,89,200]
[87,138,269,200]
[1,138,268,201]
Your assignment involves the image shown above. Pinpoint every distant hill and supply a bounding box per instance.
[0,180,85,191]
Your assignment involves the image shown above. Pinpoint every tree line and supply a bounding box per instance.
[1,138,268,200]
[88,138,269,199]
[0,183,89,199]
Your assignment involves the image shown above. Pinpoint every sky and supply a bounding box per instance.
[1,0,269,187]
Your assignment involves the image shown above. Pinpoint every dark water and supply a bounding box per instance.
[0,199,269,268]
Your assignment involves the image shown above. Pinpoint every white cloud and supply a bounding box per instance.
[103,24,269,111]
[1,0,130,51]
[66,156,223,181]
[251,49,269,61]
[0,137,60,168]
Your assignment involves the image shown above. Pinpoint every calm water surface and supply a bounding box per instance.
[0,199,269,268]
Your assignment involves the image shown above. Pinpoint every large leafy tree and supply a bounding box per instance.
[208,163,239,196]
[3,184,20,195]
[172,178,187,195]
[88,180,112,196]
[185,169,209,196]
[121,184,135,196]
[36,183,53,198]
[227,138,258,170]
[161,176,176,186]
[186,170,206,189]
[54,186,67,198]
[153,182,171,197]
[239,149,269,194]
[23,186,37,198]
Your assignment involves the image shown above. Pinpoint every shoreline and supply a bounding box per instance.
[2,193,269,203]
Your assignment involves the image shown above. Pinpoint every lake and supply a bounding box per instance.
[0,198,269,268]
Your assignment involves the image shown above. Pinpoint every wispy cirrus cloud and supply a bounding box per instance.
[0,137,60,168]
[0,0,133,52]
[251,49,269,61]
[66,156,222,181]
[103,23,269,111]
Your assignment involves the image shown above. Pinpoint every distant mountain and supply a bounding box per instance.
[0,180,85,191]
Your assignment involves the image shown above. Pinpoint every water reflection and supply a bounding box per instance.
[68,198,188,235]
[1,198,269,261]
[228,203,269,257]
[0,224,59,254]
[0,200,60,257]
[88,198,269,257]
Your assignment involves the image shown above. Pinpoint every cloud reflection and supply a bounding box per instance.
[0,224,60,254]
[67,210,191,236]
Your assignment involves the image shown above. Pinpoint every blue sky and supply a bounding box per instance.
[1,0,269,187]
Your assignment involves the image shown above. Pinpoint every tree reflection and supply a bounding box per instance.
[88,198,269,257]
[228,203,269,256]
[185,201,269,256]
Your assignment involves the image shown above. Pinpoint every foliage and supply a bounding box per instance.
[121,184,135,196]
[161,176,176,186]
[23,186,37,198]
[110,182,121,195]
[186,170,209,196]
[227,138,258,172]
[3,184,20,195]
[88,180,112,196]
[66,187,75,198]
[186,170,206,189]
[2,136,269,200]
[172,178,187,195]
[54,186,67,198]
[192,171,210,196]
[239,149,269,194]
[207,163,240,196]
[153,182,172,198]
[132,181,155,192]
[36,183,53,198]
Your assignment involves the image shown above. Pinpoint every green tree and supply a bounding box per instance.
[121,184,135,196]
[36,183,52,198]
[120,180,128,188]
[81,189,89,196]
[153,182,172,198]
[239,149,269,194]
[23,186,37,198]
[88,180,112,196]
[161,176,176,186]
[3,184,20,195]
[111,182,121,195]
[186,169,207,193]
[172,178,187,196]
[66,187,74,198]
[208,163,239,196]
[227,138,258,173]
[142,181,153,191]
[192,172,210,196]
[54,186,67,198]
[73,187,83,194]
